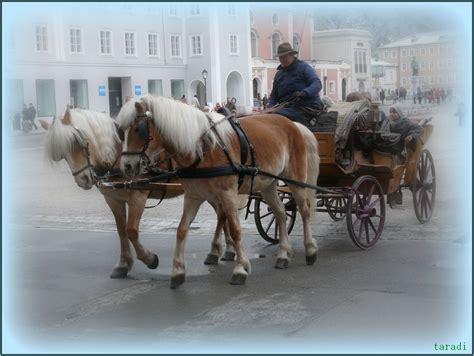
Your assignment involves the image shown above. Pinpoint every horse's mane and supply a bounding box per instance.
[117,95,234,160]
[45,109,120,165]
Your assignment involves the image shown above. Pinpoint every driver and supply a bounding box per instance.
[268,42,323,126]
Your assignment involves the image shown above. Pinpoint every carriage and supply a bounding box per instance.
[46,97,435,286]
[100,99,435,250]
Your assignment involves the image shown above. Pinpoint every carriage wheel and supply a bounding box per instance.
[326,197,348,221]
[346,175,386,249]
[254,192,297,244]
[412,149,436,223]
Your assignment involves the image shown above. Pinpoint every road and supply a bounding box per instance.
[2,103,472,353]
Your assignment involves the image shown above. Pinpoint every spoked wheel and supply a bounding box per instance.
[412,149,436,223]
[347,175,386,249]
[326,197,348,221]
[254,192,297,244]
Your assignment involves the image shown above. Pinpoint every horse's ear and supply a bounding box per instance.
[135,101,145,113]
[62,105,72,125]
[39,119,50,130]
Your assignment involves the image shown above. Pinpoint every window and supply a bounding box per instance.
[354,50,366,73]
[249,11,255,25]
[171,79,185,98]
[438,60,443,69]
[250,31,257,57]
[271,33,281,59]
[329,81,335,94]
[169,4,178,16]
[190,35,202,56]
[99,30,112,55]
[429,76,433,84]
[228,4,236,16]
[147,33,159,57]
[124,32,136,56]
[69,28,82,54]
[401,77,407,86]
[190,4,200,16]
[148,80,163,95]
[420,61,425,70]
[429,61,434,69]
[401,49,407,57]
[272,13,279,25]
[36,79,56,116]
[384,51,388,58]
[35,25,48,52]
[409,49,415,56]
[170,35,181,57]
[229,34,239,55]
[391,50,396,58]
[429,47,434,55]
[70,80,89,109]
[421,48,426,56]
[447,59,453,68]
[293,34,300,52]
[402,63,407,71]
[363,51,367,73]
[438,76,443,84]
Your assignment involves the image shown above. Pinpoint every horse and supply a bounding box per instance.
[117,95,320,288]
[43,106,236,279]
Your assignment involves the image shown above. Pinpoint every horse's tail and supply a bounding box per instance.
[294,123,320,222]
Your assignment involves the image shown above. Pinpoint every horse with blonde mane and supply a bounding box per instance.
[117,95,320,288]
[44,106,235,279]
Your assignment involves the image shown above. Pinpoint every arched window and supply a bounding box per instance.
[271,33,281,59]
[249,10,255,25]
[251,31,258,58]
[272,13,279,25]
[293,34,300,52]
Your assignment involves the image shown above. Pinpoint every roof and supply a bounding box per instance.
[312,29,372,39]
[371,59,397,67]
[378,31,454,49]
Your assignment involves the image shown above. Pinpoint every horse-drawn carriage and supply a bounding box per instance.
[44,96,435,286]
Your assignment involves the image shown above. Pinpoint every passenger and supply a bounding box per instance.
[268,42,323,126]
[379,104,423,153]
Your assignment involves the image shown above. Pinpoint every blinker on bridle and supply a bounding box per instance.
[121,110,154,168]
[70,126,94,178]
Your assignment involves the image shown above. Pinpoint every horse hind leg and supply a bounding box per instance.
[103,195,133,278]
[127,192,159,270]
[288,184,318,265]
[171,195,204,289]
[260,184,293,269]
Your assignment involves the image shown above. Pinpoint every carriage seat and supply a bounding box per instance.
[306,111,338,133]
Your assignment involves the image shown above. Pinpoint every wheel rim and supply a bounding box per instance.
[347,176,385,249]
[254,192,297,244]
[326,197,347,221]
[412,150,436,223]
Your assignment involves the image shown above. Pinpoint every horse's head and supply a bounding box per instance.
[45,106,121,190]
[120,100,164,177]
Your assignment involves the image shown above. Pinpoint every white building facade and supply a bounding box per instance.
[4,3,253,119]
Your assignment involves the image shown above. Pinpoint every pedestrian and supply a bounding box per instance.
[417,87,423,105]
[455,102,466,127]
[27,103,39,129]
[191,95,200,108]
[380,89,385,105]
[262,94,269,110]
[267,42,323,126]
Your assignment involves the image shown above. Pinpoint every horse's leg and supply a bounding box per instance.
[170,195,204,289]
[260,183,293,269]
[204,202,226,265]
[288,184,318,265]
[219,192,251,285]
[127,191,159,269]
[221,220,236,261]
[103,194,133,278]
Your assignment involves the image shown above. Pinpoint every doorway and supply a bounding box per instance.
[108,77,122,118]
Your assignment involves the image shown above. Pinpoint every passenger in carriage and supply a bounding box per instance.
[379,104,423,154]
[268,42,323,126]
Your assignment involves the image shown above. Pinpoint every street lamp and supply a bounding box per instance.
[201,69,208,106]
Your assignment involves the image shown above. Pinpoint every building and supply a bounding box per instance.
[312,29,373,97]
[4,3,254,119]
[371,58,398,98]
[377,31,461,94]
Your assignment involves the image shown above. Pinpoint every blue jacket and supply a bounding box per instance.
[268,59,322,108]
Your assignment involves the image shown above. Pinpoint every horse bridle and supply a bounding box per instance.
[121,111,154,168]
[70,126,95,178]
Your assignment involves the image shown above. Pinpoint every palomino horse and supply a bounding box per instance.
[43,107,235,279]
[117,95,320,288]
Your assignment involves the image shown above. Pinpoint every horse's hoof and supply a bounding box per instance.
[204,254,219,265]
[274,258,289,269]
[306,253,317,266]
[170,274,185,289]
[221,251,236,261]
[147,254,159,269]
[230,273,247,285]
[110,267,128,279]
